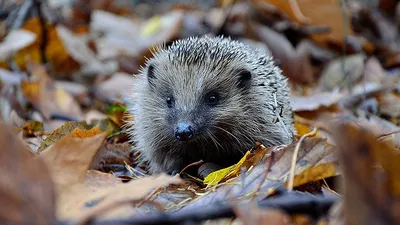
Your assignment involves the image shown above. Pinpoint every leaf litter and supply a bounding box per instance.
[1,0,400,224]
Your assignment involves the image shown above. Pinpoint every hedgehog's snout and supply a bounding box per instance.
[175,122,195,141]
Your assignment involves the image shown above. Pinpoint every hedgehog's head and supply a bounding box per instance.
[140,37,256,144]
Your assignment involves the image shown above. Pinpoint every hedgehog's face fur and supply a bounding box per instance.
[127,36,293,173]
[145,56,253,144]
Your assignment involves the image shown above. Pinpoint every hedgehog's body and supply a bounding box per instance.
[126,36,294,174]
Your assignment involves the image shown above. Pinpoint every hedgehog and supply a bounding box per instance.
[125,36,294,174]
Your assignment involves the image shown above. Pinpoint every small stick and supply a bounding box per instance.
[135,186,162,208]
[376,130,400,140]
[251,151,275,200]
[287,127,318,191]
[33,0,48,64]
[179,159,204,176]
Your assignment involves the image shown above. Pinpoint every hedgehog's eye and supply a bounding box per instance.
[166,96,174,108]
[205,92,219,106]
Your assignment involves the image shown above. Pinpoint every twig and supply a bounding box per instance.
[33,0,48,64]
[179,159,204,176]
[136,186,162,208]
[287,128,318,191]
[339,0,351,93]
[376,130,400,140]
[250,151,275,200]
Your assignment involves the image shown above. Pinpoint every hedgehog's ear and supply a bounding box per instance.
[147,64,156,87]
[237,69,252,89]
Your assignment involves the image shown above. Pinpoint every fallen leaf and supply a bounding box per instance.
[16,17,80,74]
[247,22,314,84]
[291,92,344,112]
[56,25,118,76]
[84,110,108,125]
[377,91,400,118]
[330,120,400,224]
[90,10,141,59]
[317,54,366,91]
[54,80,88,97]
[0,68,25,86]
[181,137,335,212]
[204,151,251,187]
[40,133,107,187]
[89,142,134,171]
[139,10,184,50]
[254,0,353,47]
[39,131,179,219]
[0,122,56,225]
[36,121,87,153]
[20,62,83,120]
[75,174,181,222]
[0,29,36,61]
[94,72,135,103]
[287,163,336,189]
[71,126,103,138]
[22,120,44,137]
[363,56,386,83]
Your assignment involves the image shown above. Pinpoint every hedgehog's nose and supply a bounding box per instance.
[175,122,194,141]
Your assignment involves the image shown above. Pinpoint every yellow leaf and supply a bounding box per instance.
[286,163,336,188]
[71,126,103,138]
[295,122,312,136]
[140,16,161,37]
[204,151,250,187]
[10,17,80,73]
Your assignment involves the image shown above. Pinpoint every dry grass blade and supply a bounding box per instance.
[287,127,318,191]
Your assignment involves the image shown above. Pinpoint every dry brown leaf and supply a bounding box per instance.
[56,25,117,76]
[254,0,353,47]
[90,10,141,59]
[363,56,386,83]
[247,22,314,84]
[317,54,366,91]
[0,122,56,225]
[36,121,87,153]
[331,121,400,224]
[377,91,400,118]
[39,132,107,187]
[94,72,135,103]
[89,142,134,170]
[74,174,182,223]
[16,17,80,73]
[291,93,344,112]
[38,130,180,220]
[20,62,83,120]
